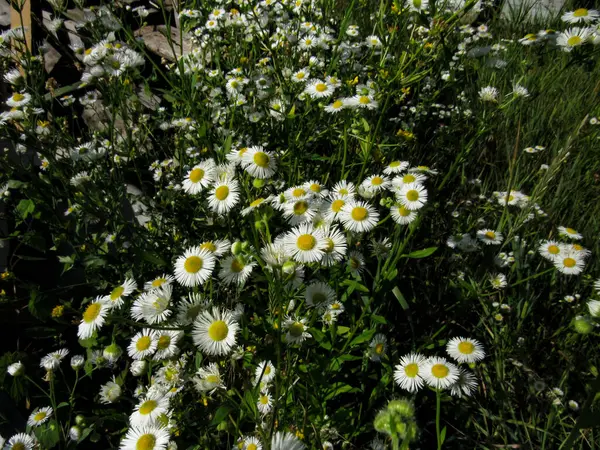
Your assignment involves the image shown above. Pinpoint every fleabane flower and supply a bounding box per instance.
[173,246,215,287]
[103,278,136,309]
[78,298,109,339]
[192,308,239,356]
[394,353,426,393]
[556,27,592,51]
[182,161,215,194]
[476,229,503,245]
[304,79,335,98]
[397,183,428,210]
[241,146,277,179]
[446,337,486,363]
[422,357,459,389]
[27,407,53,427]
[283,223,328,263]
[339,200,379,232]
[128,329,158,360]
[119,425,170,450]
[130,392,170,427]
[208,177,240,215]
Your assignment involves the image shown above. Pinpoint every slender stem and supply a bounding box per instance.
[436,389,443,450]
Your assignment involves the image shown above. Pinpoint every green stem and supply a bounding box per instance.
[436,389,443,450]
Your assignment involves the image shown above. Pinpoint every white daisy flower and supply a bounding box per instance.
[242,436,262,450]
[208,177,240,215]
[192,308,239,356]
[6,92,31,107]
[78,297,109,339]
[391,172,427,189]
[282,199,318,226]
[40,349,69,371]
[103,278,136,309]
[365,35,382,48]
[476,229,504,245]
[305,281,336,307]
[446,337,486,363]
[271,431,305,450]
[538,240,564,261]
[362,174,390,194]
[99,378,122,404]
[182,161,215,194]
[321,226,347,266]
[368,334,387,362]
[257,391,273,414]
[128,329,158,360]
[397,183,428,210]
[587,299,600,318]
[422,356,459,389]
[391,204,417,225]
[283,316,311,344]
[304,79,335,98]
[27,406,53,427]
[218,255,256,286]
[130,392,170,427]
[490,273,507,289]
[383,160,410,174]
[479,86,499,102]
[348,94,378,109]
[241,146,277,179]
[144,274,175,292]
[562,8,599,23]
[394,352,426,393]
[291,68,310,82]
[324,98,346,113]
[283,223,327,263]
[173,246,216,287]
[554,251,585,275]
[449,368,478,398]
[339,200,379,232]
[119,425,170,450]
[556,27,592,51]
[347,250,366,276]
[4,433,36,450]
[558,226,583,240]
[331,180,356,197]
[254,360,276,384]
[193,363,224,393]
[7,361,24,376]
[131,285,173,324]
[322,195,347,223]
[153,330,182,361]
[176,293,207,325]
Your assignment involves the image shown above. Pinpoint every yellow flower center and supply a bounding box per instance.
[375,343,384,354]
[351,206,368,221]
[390,161,401,167]
[83,303,101,323]
[293,188,306,197]
[397,206,410,217]
[259,395,269,404]
[264,366,271,374]
[359,96,370,104]
[184,256,203,273]
[253,152,270,168]
[296,72,305,79]
[566,227,577,234]
[567,36,582,46]
[573,244,583,251]
[230,258,245,273]
[139,400,157,415]
[289,322,304,337]
[250,198,264,207]
[573,8,588,16]
[485,231,496,240]
[33,411,47,421]
[12,93,24,102]
[136,433,156,450]
[403,174,416,183]
[293,201,308,215]
[13,444,25,450]
[563,257,576,268]
[349,257,360,269]
[404,363,418,378]
[238,147,248,156]
[157,335,171,350]
[201,242,217,252]
[247,444,257,450]
[151,278,166,287]
[431,364,449,378]
[406,190,419,202]
[331,302,341,310]
[315,83,327,92]
[189,168,205,183]
[208,320,229,341]
[297,234,316,251]
[136,336,151,351]
[548,245,560,254]
[371,176,383,186]
[309,183,320,192]
[215,186,229,200]
[331,199,345,213]
[339,188,349,195]
[206,374,219,384]
[110,286,125,300]
[332,100,343,109]
[324,238,334,253]
[458,341,474,354]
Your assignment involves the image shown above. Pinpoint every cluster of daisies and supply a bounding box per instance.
[394,337,485,398]
[538,226,590,275]
[518,7,600,51]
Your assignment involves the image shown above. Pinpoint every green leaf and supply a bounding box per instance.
[16,199,35,219]
[349,329,376,347]
[337,326,350,335]
[310,328,332,350]
[210,405,233,426]
[341,279,369,293]
[140,251,166,266]
[371,314,387,324]
[440,426,447,444]
[402,247,437,259]
[392,287,409,311]
[57,402,69,409]
[324,382,360,400]
[7,180,25,189]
